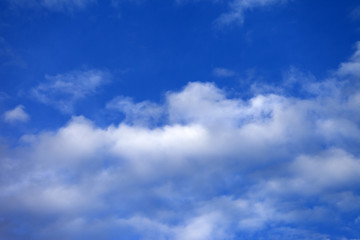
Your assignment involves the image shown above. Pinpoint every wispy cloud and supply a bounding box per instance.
[213,67,237,78]
[175,0,290,27]
[106,96,164,126]
[31,69,110,113]
[175,0,289,26]
[3,105,30,123]
[215,0,288,26]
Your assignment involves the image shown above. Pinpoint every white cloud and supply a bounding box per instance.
[174,212,228,240]
[337,41,360,78]
[31,69,110,113]
[257,149,360,197]
[215,0,288,26]
[1,45,360,239]
[3,77,359,238]
[3,105,30,123]
[291,149,360,190]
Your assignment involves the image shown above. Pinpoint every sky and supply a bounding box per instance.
[0,0,360,239]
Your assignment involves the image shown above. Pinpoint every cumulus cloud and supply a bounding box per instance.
[31,69,110,113]
[3,105,30,123]
[1,45,360,239]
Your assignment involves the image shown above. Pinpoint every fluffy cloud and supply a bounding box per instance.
[3,105,30,123]
[31,69,110,113]
[1,46,360,239]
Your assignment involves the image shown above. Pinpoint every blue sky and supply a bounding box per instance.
[1,0,360,239]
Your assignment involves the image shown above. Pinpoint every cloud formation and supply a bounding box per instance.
[3,105,29,123]
[31,69,110,113]
[1,45,360,239]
